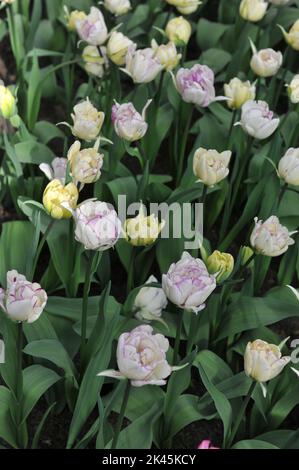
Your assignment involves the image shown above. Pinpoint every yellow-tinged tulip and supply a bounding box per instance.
[151,40,181,71]
[244,339,291,383]
[239,0,268,22]
[288,74,299,104]
[279,20,299,51]
[64,8,87,32]
[165,16,192,45]
[193,148,231,186]
[43,179,78,219]
[124,206,165,246]
[107,31,134,66]
[206,250,234,283]
[0,84,16,119]
[224,78,256,109]
[82,46,105,78]
[165,0,201,15]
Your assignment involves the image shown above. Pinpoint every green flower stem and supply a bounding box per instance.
[229,136,254,215]
[176,105,194,186]
[273,46,291,110]
[80,251,101,369]
[173,312,184,365]
[126,247,137,296]
[277,182,288,210]
[30,219,56,281]
[16,322,24,448]
[227,109,238,148]
[111,380,131,449]
[226,381,256,448]
[186,312,197,355]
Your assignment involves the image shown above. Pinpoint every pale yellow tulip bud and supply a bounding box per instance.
[67,140,104,186]
[65,9,87,32]
[239,0,268,22]
[224,78,256,109]
[71,98,105,142]
[124,206,165,247]
[43,179,78,219]
[0,84,16,119]
[107,31,134,66]
[279,20,299,51]
[151,40,181,71]
[206,250,234,283]
[288,74,299,104]
[165,16,192,46]
[193,148,231,186]
[244,339,290,383]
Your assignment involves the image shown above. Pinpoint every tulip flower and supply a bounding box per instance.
[162,251,216,313]
[111,100,152,142]
[193,147,231,186]
[165,16,192,46]
[151,40,181,71]
[278,148,299,186]
[74,200,121,251]
[43,179,79,219]
[82,46,106,78]
[134,275,168,323]
[104,0,131,16]
[70,98,105,142]
[175,64,225,107]
[224,77,256,109]
[64,8,86,32]
[279,20,299,51]
[67,139,104,186]
[107,32,134,66]
[236,100,279,140]
[165,0,202,15]
[124,206,165,246]
[122,45,163,84]
[197,440,219,449]
[287,74,299,104]
[206,250,234,283]
[249,40,283,78]
[250,216,296,257]
[75,7,108,46]
[0,82,16,119]
[239,0,268,22]
[39,157,67,184]
[0,270,47,323]
[98,325,178,386]
[244,339,291,383]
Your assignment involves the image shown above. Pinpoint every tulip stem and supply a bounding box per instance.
[16,322,24,448]
[186,312,197,355]
[277,182,288,210]
[30,219,56,281]
[227,109,238,148]
[173,313,184,364]
[126,247,137,295]
[226,381,256,448]
[176,105,194,185]
[111,380,131,449]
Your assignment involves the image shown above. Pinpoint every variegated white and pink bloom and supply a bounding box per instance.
[175,64,224,107]
[236,100,280,140]
[75,7,108,46]
[39,157,67,184]
[111,100,152,141]
[98,325,180,387]
[197,440,220,450]
[250,216,296,257]
[74,200,121,251]
[122,44,163,84]
[0,270,47,323]
[162,252,216,313]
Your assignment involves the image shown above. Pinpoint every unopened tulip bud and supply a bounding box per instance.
[193,147,231,186]
[165,0,202,15]
[74,200,121,251]
[279,20,299,51]
[236,100,279,140]
[151,40,181,71]
[134,275,168,323]
[278,148,299,186]
[64,8,86,32]
[107,31,134,66]
[82,46,105,78]
[249,40,282,78]
[67,139,104,186]
[239,0,268,22]
[0,83,16,119]
[122,44,163,84]
[112,100,151,142]
[43,179,78,219]
[71,98,105,142]
[288,75,299,103]
[206,250,234,283]
[250,216,296,257]
[125,206,165,247]
[76,7,108,46]
[0,270,47,323]
[165,16,192,46]
[224,78,256,109]
[104,0,131,16]
[244,339,291,383]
